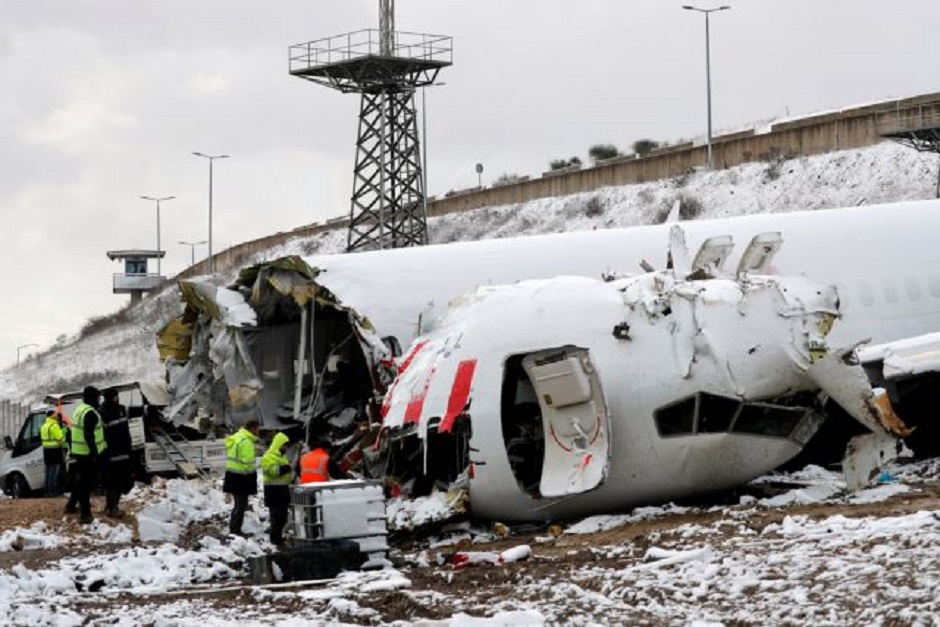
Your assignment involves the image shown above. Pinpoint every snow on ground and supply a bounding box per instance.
[0,459,937,624]
[0,518,132,554]
[0,141,936,404]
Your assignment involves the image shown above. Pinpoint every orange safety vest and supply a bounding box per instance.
[299,448,330,483]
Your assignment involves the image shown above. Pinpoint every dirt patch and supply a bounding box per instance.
[0,493,143,571]
[176,514,230,551]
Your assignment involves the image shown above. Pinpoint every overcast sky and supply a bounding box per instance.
[1,0,938,370]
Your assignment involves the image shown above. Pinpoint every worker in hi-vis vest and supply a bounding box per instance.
[261,432,294,546]
[40,409,67,496]
[223,419,260,537]
[64,386,107,524]
[299,433,349,483]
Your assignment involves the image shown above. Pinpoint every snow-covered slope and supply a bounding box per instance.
[1,142,936,403]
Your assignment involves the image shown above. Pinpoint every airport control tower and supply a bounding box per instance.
[289,0,452,252]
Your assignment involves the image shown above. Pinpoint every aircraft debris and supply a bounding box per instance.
[450,544,532,568]
[155,211,938,522]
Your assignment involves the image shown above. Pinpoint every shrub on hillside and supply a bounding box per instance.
[584,196,604,217]
[678,194,704,220]
[492,172,526,186]
[300,239,324,255]
[588,144,621,164]
[654,204,671,224]
[761,146,800,182]
[672,167,695,188]
[632,139,661,157]
[655,194,704,223]
[78,307,133,341]
[549,156,582,170]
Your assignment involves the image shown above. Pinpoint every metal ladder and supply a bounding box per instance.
[152,427,207,480]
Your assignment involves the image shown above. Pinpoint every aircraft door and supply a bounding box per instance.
[522,347,610,497]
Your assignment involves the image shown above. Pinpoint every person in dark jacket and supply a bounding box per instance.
[100,387,133,518]
[64,386,106,524]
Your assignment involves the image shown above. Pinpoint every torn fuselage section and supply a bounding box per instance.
[158,257,394,443]
[855,332,940,457]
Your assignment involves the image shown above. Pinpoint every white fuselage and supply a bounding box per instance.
[309,200,940,520]
[310,199,940,352]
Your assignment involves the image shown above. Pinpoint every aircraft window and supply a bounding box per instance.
[732,403,806,438]
[881,279,899,304]
[928,273,940,298]
[382,336,403,358]
[697,394,740,433]
[905,277,922,301]
[857,282,875,307]
[655,397,696,436]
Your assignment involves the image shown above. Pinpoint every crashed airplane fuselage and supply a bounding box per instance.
[382,270,844,520]
[160,199,940,521]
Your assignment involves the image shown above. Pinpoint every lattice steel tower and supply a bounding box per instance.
[290,0,452,252]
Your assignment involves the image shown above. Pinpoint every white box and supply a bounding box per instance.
[290,480,389,557]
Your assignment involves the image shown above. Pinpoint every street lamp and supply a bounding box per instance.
[140,195,175,276]
[16,343,38,365]
[683,4,730,170]
[192,152,230,273]
[421,82,446,245]
[179,239,208,267]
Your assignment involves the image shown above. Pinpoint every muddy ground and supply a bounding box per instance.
[3,474,940,625]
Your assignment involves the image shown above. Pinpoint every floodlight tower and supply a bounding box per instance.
[289,0,452,252]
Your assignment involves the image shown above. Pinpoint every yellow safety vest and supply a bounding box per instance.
[262,432,294,485]
[40,417,66,449]
[225,428,258,475]
[70,403,107,457]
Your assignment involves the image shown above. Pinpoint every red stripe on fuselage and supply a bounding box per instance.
[441,359,477,433]
[381,339,430,420]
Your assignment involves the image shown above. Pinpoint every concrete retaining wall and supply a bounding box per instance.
[428,92,940,218]
[0,399,29,440]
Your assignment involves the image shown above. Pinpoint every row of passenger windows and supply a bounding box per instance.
[855,273,940,306]
[654,392,822,444]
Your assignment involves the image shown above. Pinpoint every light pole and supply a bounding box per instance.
[192,152,229,273]
[683,4,730,170]
[179,239,208,267]
[140,195,175,276]
[16,343,38,365]
[421,82,445,245]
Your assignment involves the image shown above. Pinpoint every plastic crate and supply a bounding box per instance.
[290,480,389,566]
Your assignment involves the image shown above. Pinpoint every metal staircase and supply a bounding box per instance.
[152,426,206,480]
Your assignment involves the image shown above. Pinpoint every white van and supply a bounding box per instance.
[0,382,225,497]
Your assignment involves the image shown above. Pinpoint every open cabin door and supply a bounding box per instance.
[522,347,610,497]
